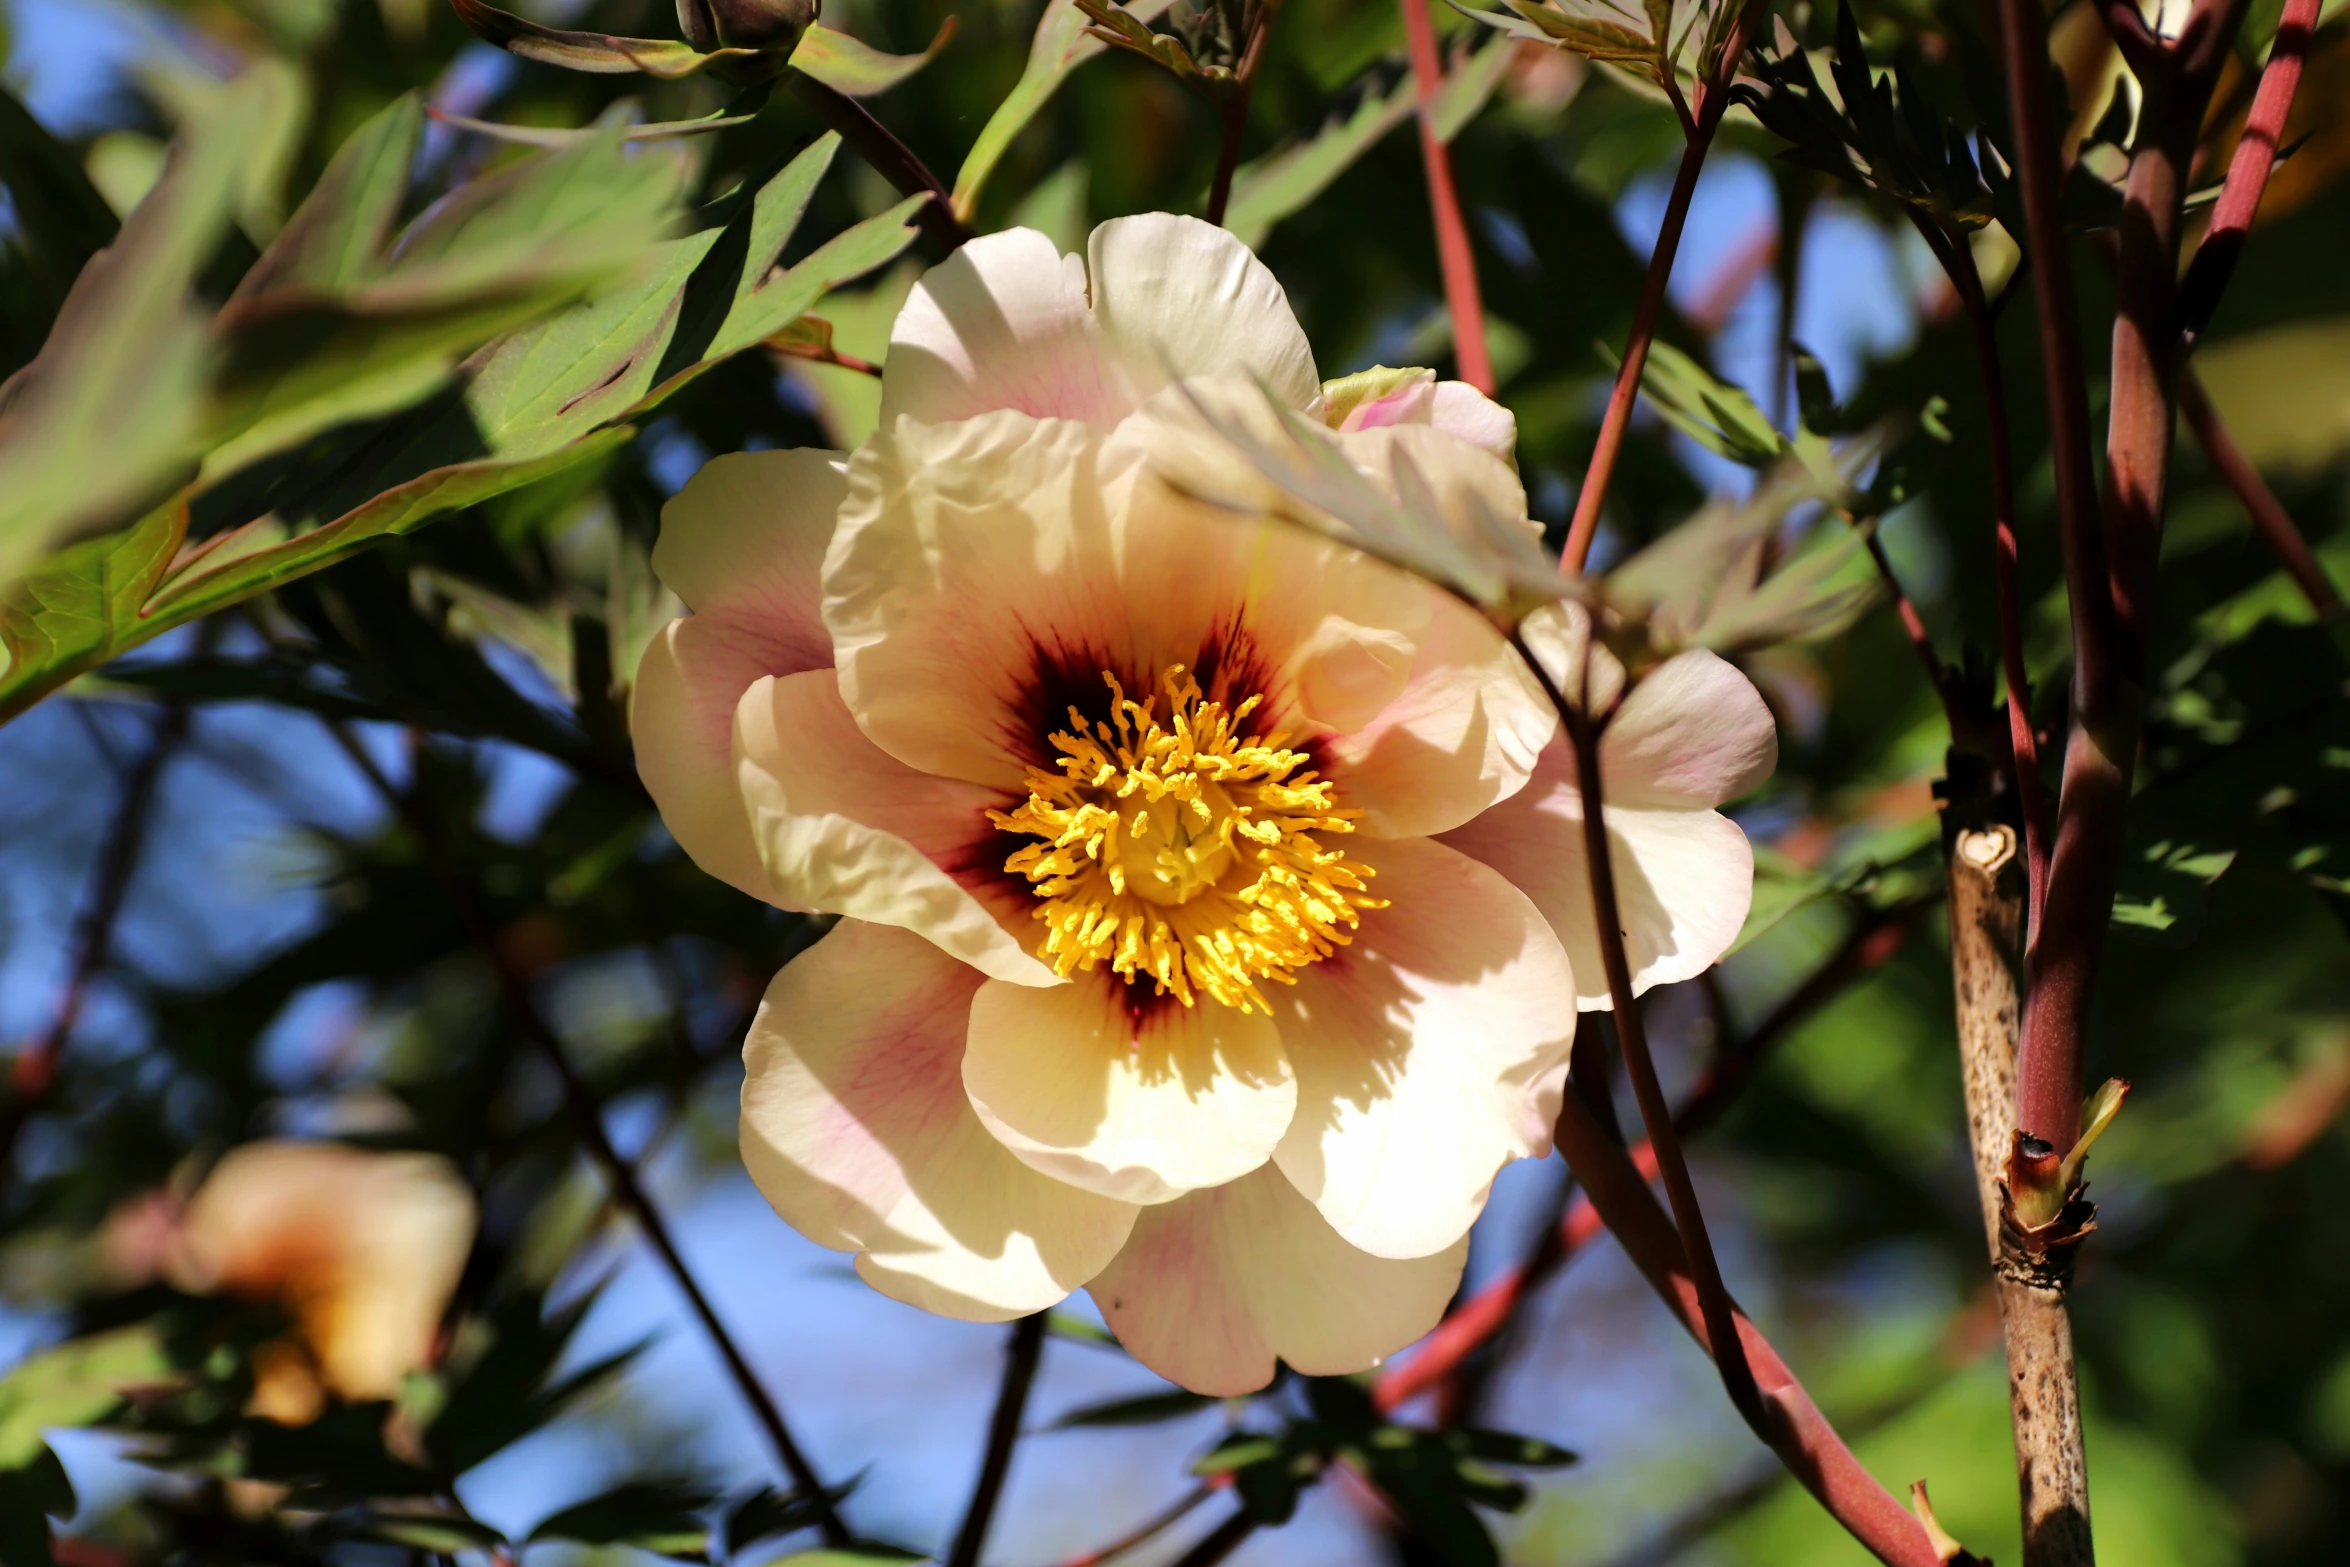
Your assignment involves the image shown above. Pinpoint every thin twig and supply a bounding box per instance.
[327,724,852,1546]
[1052,1485,1217,1567]
[2177,0,2323,344]
[1400,0,1493,392]
[1560,0,1770,573]
[785,72,972,251]
[0,692,197,1175]
[1166,1508,1258,1567]
[2179,365,2345,619]
[945,1314,1049,1567]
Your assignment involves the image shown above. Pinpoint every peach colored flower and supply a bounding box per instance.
[631,215,1768,1393]
[165,1141,475,1424]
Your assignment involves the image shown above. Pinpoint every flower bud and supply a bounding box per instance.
[677,0,818,51]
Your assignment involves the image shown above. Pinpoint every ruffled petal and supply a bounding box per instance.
[962,973,1295,1205]
[741,922,1138,1321]
[1323,591,1554,839]
[1271,837,1576,1258]
[1429,381,1518,464]
[1087,214,1320,416]
[1087,1165,1465,1396]
[825,408,1439,791]
[878,227,1131,428]
[634,450,844,902]
[1438,738,1757,1008]
[734,671,1056,988]
[1600,648,1778,808]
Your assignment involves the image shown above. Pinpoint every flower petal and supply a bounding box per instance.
[825,408,1438,790]
[1272,837,1575,1259]
[634,450,844,902]
[1087,1164,1465,1395]
[1087,214,1320,416]
[1438,738,1757,1008]
[1600,648,1778,808]
[735,670,1056,987]
[963,973,1295,1205]
[878,227,1131,428]
[1429,381,1518,465]
[1324,591,1554,838]
[741,921,1138,1320]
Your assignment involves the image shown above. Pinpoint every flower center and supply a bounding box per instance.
[991,666,1383,1014]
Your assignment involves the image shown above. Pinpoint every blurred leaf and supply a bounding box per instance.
[0,84,120,296]
[346,1506,510,1552]
[953,0,1179,222]
[788,19,954,98]
[725,1482,861,1557]
[1046,1388,1216,1428]
[2194,315,2350,474]
[1227,34,1512,249]
[531,1478,718,1556]
[0,1327,174,1471]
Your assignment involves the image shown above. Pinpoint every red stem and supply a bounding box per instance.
[1400,0,1493,392]
[2179,366,2345,619]
[2177,0,2323,344]
[1561,0,1769,573]
[1205,3,1278,228]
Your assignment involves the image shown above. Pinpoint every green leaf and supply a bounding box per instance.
[448,0,764,79]
[531,1479,718,1555]
[0,61,299,587]
[725,1483,860,1556]
[0,83,120,290]
[0,497,187,722]
[0,1327,175,1472]
[951,0,1178,223]
[1441,1428,1582,1469]
[787,19,953,98]
[1046,1388,1216,1428]
[346,1508,510,1553]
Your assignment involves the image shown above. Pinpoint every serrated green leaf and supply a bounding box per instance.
[0,496,186,720]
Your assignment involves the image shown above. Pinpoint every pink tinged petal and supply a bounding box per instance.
[1338,375,1438,432]
[734,671,1057,987]
[1428,381,1519,465]
[1324,592,1555,839]
[1437,739,1758,1009]
[741,922,1138,1321]
[962,973,1297,1206]
[633,450,845,903]
[1271,837,1575,1259]
[1087,214,1321,416]
[878,227,1132,428]
[1087,1165,1466,1396]
[1599,648,1778,808]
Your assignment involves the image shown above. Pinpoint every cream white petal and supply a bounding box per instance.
[1087,1164,1466,1396]
[634,450,844,903]
[963,972,1295,1206]
[734,671,1056,987]
[1323,590,1555,839]
[1271,836,1576,1259]
[878,227,1132,429]
[1438,738,1757,1008]
[1600,648,1778,809]
[1087,214,1320,416]
[741,922,1138,1320]
[1429,380,1519,465]
[825,408,1440,790]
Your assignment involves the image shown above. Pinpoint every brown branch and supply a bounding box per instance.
[0,692,196,1176]
[328,725,851,1545]
[1560,0,1770,573]
[2176,0,2323,344]
[784,72,972,252]
[1401,0,1494,392]
[945,1314,1048,1567]
[2178,366,2345,619]
[1166,1508,1258,1567]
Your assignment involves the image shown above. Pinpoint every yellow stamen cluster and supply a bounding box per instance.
[992,666,1384,1013]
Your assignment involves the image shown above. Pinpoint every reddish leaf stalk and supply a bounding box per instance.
[1206,4,1279,228]
[1400,0,1494,392]
[785,72,972,251]
[2179,365,2345,619]
[1561,0,1770,573]
[1053,1486,1217,1567]
[2176,0,2324,344]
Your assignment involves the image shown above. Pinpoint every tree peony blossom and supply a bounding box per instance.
[164,1141,476,1425]
[631,214,1770,1394]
